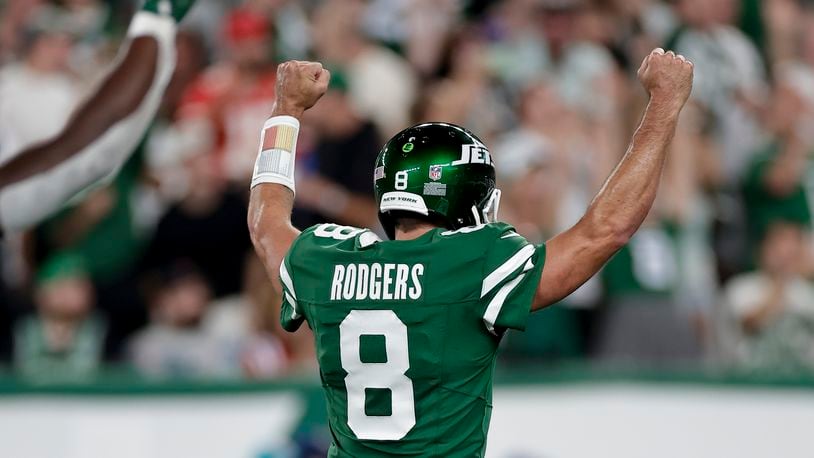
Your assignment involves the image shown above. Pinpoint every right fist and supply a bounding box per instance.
[274,60,331,117]
[637,48,694,111]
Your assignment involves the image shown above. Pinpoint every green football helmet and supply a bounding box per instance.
[374,122,501,239]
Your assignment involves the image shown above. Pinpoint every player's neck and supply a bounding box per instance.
[394,221,440,241]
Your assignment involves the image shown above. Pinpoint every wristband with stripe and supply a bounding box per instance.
[251,115,300,193]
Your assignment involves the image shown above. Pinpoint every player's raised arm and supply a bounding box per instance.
[532,49,694,310]
[248,61,330,294]
[0,0,195,231]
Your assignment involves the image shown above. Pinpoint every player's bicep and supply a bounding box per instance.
[534,224,619,311]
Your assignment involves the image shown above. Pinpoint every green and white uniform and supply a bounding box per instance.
[280,222,545,457]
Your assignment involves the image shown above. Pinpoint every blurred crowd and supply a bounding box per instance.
[1,0,814,384]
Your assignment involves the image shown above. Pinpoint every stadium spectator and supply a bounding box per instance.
[415,28,513,143]
[496,80,615,243]
[595,218,704,365]
[130,261,237,379]
[205,254,307,379]
[535,0,621,121]
[493,81,589,361]
[493,82,559,242]
[142,150,251,298]
[311,0,417,137]
[667,0,770,281]
[256,0,311,61]
[173,7,277,183]
[4,0,814,381]
[400,0,460,78]
[723,222,814,372]
[13,253,105,383]
[33,154,150,360]
[668,0,767,184]
[742,66,814,262]
[0,0,45,60]
[0,13,79,164]
[762,0,806,66]
[292,72,381,231]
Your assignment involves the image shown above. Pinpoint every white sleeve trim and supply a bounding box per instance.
[279,259,301,318]
[524,258,535,271]
[483,273,527,335]
[284,292,301,320]
[481,244,535,298]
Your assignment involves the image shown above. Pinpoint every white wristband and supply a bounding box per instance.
[251,115,300,193]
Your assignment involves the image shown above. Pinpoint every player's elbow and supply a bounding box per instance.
[605,224,634,252]
[586,215,633,253]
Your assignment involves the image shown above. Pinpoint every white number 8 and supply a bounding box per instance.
[339,310,416,440]
[394,171,409,190]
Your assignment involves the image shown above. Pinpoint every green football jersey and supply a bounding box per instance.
[279,222,546,457]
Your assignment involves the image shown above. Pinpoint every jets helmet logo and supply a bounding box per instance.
[429,165,442,181]
[452,140,494,166]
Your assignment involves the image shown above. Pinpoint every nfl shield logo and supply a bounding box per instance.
[429,165,442,181]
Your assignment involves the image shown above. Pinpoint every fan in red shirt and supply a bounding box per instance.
[175,8,278,182]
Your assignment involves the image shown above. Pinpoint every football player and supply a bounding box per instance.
[249,49,693,456]
[0,0,195,233]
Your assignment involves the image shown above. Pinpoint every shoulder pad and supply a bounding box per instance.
[295,223,380,250]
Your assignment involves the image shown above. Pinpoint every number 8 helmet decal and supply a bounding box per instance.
[374,122,501,240]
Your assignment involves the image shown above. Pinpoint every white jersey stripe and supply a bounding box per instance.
[285,292,301,319]
[524,258,535,271]
[483,273,526,335]
[279,259,300,317]
[481,244,535,298]
[279,260,297,299]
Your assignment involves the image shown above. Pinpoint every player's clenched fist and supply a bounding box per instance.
[637,48,694,112]
[274,60,331,117]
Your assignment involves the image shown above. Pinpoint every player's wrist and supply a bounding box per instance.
[270,100,305,120]
[251,116,301,194]
[645,95,683,122]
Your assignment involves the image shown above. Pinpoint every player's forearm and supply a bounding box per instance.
[248,61,329,289]
[0,38,159,189]
[248,185,298,291]
[0,11,177,190]
[581,99,680,250]
[247,102,308,289]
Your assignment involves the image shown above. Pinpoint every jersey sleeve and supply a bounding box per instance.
[279,249,305,332]
[478,227,546,335]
